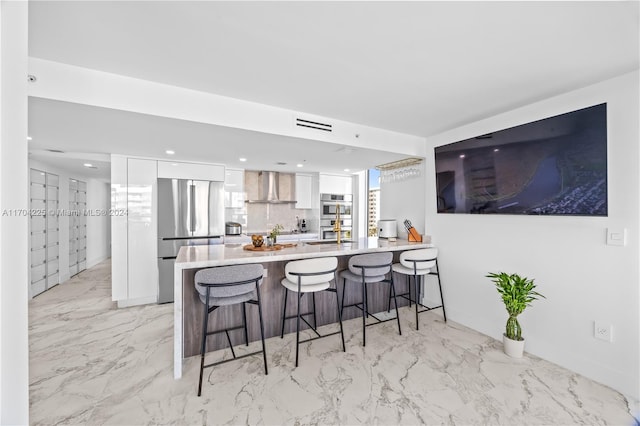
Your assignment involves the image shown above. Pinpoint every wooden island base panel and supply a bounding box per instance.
[174,238,432,378]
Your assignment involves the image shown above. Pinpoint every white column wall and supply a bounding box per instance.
[425,71,640,401]
[0,1,29,424]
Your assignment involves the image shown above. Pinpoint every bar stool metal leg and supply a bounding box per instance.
[436,259,447,322]
[242,302,248,346]
[341,277,347,317]
[361,275,367,347]
[312,292,318,329]
[281,288,288,338]
[415,274,420,330]
[295,281,302,367]
[254,280,268,375]
[390,275,402,335]
[335,280,346,352]
[198,288,210,397]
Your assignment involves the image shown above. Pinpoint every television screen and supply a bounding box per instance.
[435,103,607,216]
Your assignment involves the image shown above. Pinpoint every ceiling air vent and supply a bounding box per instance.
[295,117,332,132]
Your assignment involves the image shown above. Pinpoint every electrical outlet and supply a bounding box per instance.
[263,268,268,278]
[594,321,613,342]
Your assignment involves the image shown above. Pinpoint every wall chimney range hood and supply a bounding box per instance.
[246,171,297,204]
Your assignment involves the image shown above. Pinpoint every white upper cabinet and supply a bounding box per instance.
[295,174,313,209]
[224,168,245,208]
[157,161,225,181]
[319,173,353,194]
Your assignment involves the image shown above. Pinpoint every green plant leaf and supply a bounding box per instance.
[486,271,545,340]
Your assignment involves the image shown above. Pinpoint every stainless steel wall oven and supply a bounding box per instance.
[320,193,352,240]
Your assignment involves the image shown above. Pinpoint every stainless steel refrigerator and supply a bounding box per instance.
[157,178,225,303]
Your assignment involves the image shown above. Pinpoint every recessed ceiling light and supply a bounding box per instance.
[165,150,175,155]
[83,163,93,167]
[296,164,304,168]
[493,148,500,152]
[344,168,350,172]
[27,136,32,141]
[239,158,247,162]
[459,154,466,159]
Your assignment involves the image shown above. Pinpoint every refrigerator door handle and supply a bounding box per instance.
[189,182,196,234]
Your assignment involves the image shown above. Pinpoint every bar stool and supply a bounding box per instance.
[339,252,402,346]
[280,257,345,367]
[390,248,446,330]
[195,264,267,397]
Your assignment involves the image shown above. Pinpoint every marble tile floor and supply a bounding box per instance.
[29,259,636,425]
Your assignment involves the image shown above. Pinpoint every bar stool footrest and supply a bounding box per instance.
[203,349,266,369]
[296,329,343,345]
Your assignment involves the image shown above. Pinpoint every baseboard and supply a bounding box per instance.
[116,295,157,308]
[86,254,109,269]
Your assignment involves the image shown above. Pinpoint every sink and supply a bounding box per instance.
[305,240,355,245]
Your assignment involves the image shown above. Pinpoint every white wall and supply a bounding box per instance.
[0,2,29,423]
[425,71,639,400]
[28,159,111,283]
[380,160,427,240]
[86,180,111,267]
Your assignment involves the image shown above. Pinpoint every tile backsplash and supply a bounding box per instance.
[243,170,318,234]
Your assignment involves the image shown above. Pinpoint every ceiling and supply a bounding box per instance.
[27,1,639,181]
[28,97,407,179]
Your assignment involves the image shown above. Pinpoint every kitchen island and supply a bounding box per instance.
[173,237,431,378]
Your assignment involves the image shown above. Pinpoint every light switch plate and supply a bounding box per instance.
[606,228,626,246]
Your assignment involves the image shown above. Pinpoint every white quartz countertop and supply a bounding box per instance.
[175,237,431,269]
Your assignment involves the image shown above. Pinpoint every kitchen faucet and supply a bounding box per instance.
[333,203,341,244]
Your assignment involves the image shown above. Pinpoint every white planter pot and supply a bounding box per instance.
[503,334,525,358]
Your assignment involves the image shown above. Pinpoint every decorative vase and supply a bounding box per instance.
[251,235,263,247]
[503,334,525,358]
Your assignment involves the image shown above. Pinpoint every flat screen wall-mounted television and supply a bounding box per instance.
[434,103,607,216]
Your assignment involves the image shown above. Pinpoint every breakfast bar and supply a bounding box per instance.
[173,237,430,378]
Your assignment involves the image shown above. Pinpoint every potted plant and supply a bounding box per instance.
[486,272,545,358]
[269,224,284,244]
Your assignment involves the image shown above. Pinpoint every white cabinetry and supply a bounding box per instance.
[157,161,224,181]
[224,168,245,208]
[127,158,158,300]
[111,157,128,301]
[29,169,60,297]
[111,156,158,306]
[319,173,353,194]
[295,173,313,209]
